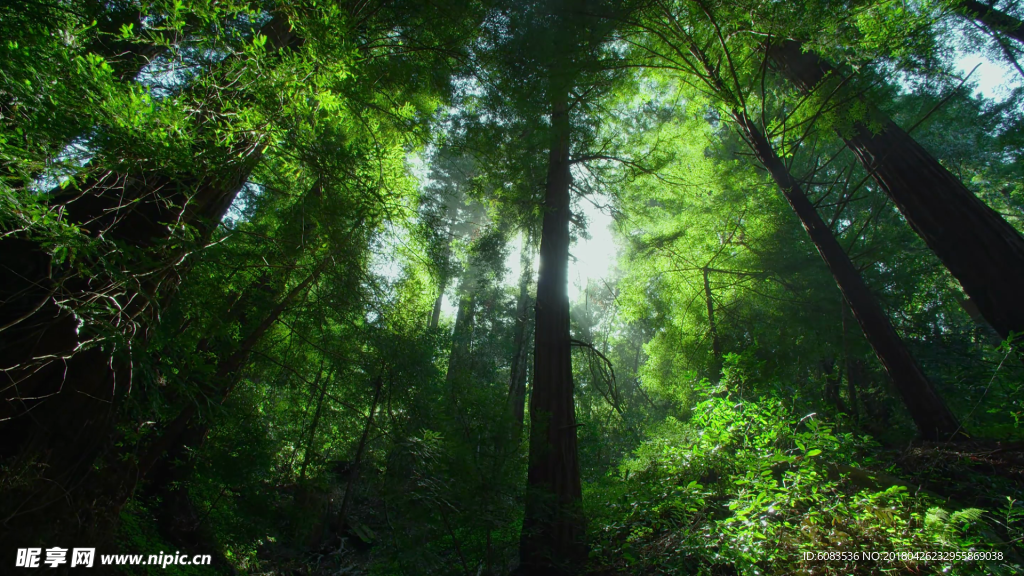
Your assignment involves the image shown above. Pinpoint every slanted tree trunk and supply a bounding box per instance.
[519,88,587,574]
[734,112,963,441]
[0,21,305,541]
[509,231,536,432]
[300,365,331,482]
[336,374,384,530]
[955,0,1024,45]
[769,39,1024,344]
[703,266,723,380]
[134,257,328,483]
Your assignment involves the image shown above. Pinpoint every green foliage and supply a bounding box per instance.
[586,389,1022,575]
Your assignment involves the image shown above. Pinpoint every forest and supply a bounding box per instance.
[2,0,1024,574]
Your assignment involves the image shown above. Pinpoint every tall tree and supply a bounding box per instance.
[0,0,480,546]
[509,230,537,431]
[626,1,963,439]
[475,0,628,567]
[767,39,1024,345]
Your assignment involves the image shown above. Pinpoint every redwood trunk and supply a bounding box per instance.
[519,91,587,573]
[509,232,535,431]
[769,39,1024,344]
[736,112,962,441]
[957,0,1024,44]
[446,293,476,385]
[0,23,304,515]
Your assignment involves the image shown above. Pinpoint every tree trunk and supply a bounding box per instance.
[956,0,1024,45]
[135,257,328,481]
[769,39,1024,344]
[703,266,723,380]
[336,374,384,530]
[509,231,536,432]
[300,366,331,482]
[842,302,859,422]
[822,358,847,414]
[446,293,477,385]
[519,89,587,574]
[735,112,963,441]
[430,276,448,330]
[0,22,305,538]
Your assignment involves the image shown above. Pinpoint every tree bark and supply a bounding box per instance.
[735,112,963,441]
[446,293,477,385]
[769,39,1024,344]
[336,374,384,530]
[703,266,723,380]
[519,89,587,574]
[430,276,448,330]
[956,0,1024,45]
[300,366,331,482]
[509,231,536,432]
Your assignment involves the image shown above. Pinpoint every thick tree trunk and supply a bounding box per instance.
[0,24,305,531]
[735,112,963,441]
[446,293,477,385]
[430,276,448,330]
[509,231,535,431]
[956,0,1024,45]
[518,90,587,574]
[703,266,723,379]
[769,39,1024,344]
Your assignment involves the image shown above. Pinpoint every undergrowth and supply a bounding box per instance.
[585,394,1024,575]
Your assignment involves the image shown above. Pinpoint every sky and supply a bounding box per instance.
[501,195,618,304]
[955,52,1022,102]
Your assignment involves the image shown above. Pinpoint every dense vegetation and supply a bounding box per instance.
[2,0,1024,574]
